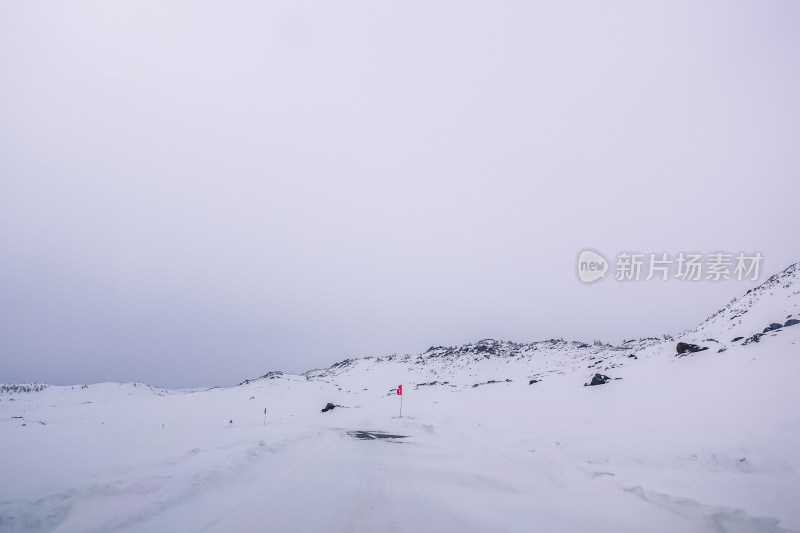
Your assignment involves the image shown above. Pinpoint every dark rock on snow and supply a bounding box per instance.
[743,334,763,345]
[585,373,611,386]
[676,342,708,355]
[416,381,449,388]
[785,319,800,327]
[763,323,783,333]
[472,379,513,388]
[732,336,744,342]
[321,403,336,413]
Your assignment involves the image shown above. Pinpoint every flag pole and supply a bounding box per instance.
[396,384,403,417]
[263,408,267,425]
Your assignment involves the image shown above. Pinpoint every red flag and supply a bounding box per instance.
[397,385,402,395]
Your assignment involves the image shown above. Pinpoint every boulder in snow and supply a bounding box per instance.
[676,342,708,355]
[585,373,611,386]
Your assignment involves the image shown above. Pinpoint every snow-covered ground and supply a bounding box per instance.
[2,264,799,532]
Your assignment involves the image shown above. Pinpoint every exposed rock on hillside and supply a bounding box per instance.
[676,342,708,355]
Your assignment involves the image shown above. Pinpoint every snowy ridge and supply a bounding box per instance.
[0,384,49,394]
[301,337,661,391]
[295,262,800,390]
[678,262,800,349]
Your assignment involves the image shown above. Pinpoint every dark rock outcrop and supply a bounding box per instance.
[763,323,783,333]
[743,333,763,345]
[732,336,744,342]
[676,342,708,355]
[785,319,800,327]
[529,379,540,385]
[415,381,449,388]
[472,379,513,388]
[585,373,611,386]
[321,403,336,413]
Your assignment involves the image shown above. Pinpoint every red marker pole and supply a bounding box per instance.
[397,385,403,417]
[263,407,267,425]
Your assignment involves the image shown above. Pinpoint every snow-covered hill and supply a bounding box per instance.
[1,263,799,532]
[292,262,800,393]
[680,262,800,348]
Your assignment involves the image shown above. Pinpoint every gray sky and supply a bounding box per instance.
[1,1,798,388]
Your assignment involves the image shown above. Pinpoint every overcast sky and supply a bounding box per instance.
[1,1,798,388]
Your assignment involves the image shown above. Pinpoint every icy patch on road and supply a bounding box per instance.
[346,430,409,441]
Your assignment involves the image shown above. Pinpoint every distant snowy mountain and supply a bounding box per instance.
[266,262,800,391]
[301,336,657,391]
[7,263,798,398]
